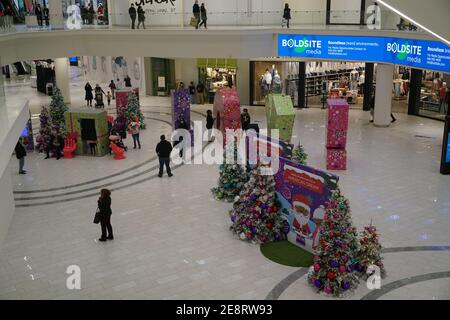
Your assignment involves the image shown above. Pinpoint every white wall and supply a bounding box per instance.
[0,169,15,248]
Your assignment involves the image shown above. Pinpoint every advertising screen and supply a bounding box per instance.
[278,34,450,73]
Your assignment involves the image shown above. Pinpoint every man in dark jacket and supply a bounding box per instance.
[241,108,251,131]
[15,140,27,174]
[137,5,145,29]
[129,4,137,29]
[35,3,43,27]
[193,0,200,29]
[156,135,173,177]
[42,5,50,26]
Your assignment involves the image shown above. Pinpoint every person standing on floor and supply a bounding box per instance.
[206,109,215,141]
[129,4,137,29]
[193,0,200,29]
[85,82,93,107]
[124,75,132,87]
[129,120,141,149]
[15,140,27,175]
[189,81,196,104]
[241,108,251,131]
[35,3,43,27]
[283,3,291,29]
[198,3,207,29]
[156,135,173,178]
[98,189,113,242]
[137,5,146,29]
[42,5,49,27]
[196,82,205,104]
[109,80,117,100]
[106,91,112,106]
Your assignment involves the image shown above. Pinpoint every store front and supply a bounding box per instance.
[197,58,237,104]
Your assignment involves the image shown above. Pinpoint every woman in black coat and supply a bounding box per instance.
[85,82,93,107]
[283,3,291,29]
[98,189,113,242]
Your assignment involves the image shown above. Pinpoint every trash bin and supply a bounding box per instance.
[46,83,54,96]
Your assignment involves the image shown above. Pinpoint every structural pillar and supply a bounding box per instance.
[54,58,71,104]
[48,0,65,29]
[363,63,374,111]
[298,61,306,109]
[408,68,423,115]
[374,63,394,127]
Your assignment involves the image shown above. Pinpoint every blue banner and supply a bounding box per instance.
[278,34,450,73]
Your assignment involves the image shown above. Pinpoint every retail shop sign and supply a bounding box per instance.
[278,34,450,73]
[132,0,177,13]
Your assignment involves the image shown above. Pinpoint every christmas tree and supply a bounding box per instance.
[292,144,308,165]
[358,224,386,279]
[35,106,52,153]
[211,145,248,202]
[229,164,283,244]
[308,188,360,297]
[124,91,146,129]
[49,86,68,129]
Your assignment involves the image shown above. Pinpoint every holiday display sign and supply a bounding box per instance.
[275,157,339,253]
[245,133,293,166]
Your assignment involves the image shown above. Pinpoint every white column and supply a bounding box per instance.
[374,63,394,127]
[108,0,116,27]
[48,0,64,28]
[54,58,71,104]
[180,0,184,28]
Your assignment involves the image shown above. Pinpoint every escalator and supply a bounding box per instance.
[0,0,24,23]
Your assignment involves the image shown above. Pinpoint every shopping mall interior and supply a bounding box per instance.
[0,0,450,302]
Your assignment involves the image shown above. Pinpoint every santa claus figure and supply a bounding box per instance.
[292,195,315,239]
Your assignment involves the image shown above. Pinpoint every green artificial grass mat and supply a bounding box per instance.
[260,240,314,267]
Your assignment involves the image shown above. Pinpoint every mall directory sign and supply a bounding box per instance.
[441,116,450,175]
[278,34,450,73]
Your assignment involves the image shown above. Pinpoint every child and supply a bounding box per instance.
[106,91,112,106]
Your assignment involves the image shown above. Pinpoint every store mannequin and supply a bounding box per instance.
[350,69,359,91]
[273,70,282,94]
[264,69,273,89]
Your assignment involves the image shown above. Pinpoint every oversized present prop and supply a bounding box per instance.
[213,88,241,143]
[326,99,349,170]
[116,88,140,117]
[265,94,295,142]
[171,88,193,146]
[64,109,110,157]
[326,148,347,171]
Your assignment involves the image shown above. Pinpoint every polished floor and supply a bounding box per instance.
[0,77,449,300]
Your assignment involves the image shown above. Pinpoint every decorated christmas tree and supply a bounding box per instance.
[124,91,146,129]
[358,224,386,279]
[35,106,52,153]
[49,86,68,129]
[211,145,248,202]
[308,188,360,297]
[229,164,283,244]
[292,144,308,165]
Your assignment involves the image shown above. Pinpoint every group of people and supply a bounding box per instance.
[34,3,50,27]
[188,81,206,105]
[192,0,207,29]
[85,82,109,108]
[80,3,105,25]
[128,4,146,29]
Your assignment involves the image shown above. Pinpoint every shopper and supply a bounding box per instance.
[198,3,207,29]
[137,5,146,29]
[129,120,141,149]
[42,5,49,27]
[15,140,27,175]
[189,81,196,104]
[193,0,200,29]
[94,84,106,108]
[85,82,93,107]
[97,189,113,242]
[88,4,95,25]
[196,82,205,104]
[129,4,137,29]
[283,3,291,29]
[81,5,88,25]
[106,91,112,106]
[109,80,117,99]
[241,108,251,131]
[35,3,43,27]
[156,135,173,178]
[124,75,132,87]
[206,109,214,141]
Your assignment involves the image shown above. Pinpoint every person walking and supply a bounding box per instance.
[137,5,146,29]
[124,75,132,87]
[85,82,93,107]
[156,135,173,178]
[97,189,113,242]
[129,4,137,29]
[15,140,27,175]
[35,3,43,27]
[129,120,141,149]
[283,3,291,29]
[42,5,50,27]
[109,80,117,100]
[94,84,106,108]
[241,108,251,131]
[198,3,207,29]
[193,0,200,29]
[189,81,196,104]
[106,91,112,106]
[206,109,215,141]
[196,82,205,104]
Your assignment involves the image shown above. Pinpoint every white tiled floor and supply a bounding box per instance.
[0,77,449,300]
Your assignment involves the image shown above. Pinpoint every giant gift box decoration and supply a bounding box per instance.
[116,88,140,117]
[275,157,339,253]
[265,94,296,142]
[326,99,349,170]
[213,88,241,143]
[64,109,110,157]
[171,88,194,146]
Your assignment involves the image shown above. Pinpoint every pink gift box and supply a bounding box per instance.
[327,129,348,149]
[326,148,347,171]
[327,99,349,131]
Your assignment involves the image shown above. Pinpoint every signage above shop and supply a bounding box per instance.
[278,34,450,73]
[134,0,176,6]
